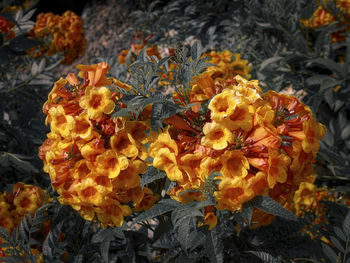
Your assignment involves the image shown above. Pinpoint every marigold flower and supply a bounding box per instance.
[201,122,234,150]
[79,86,115,120]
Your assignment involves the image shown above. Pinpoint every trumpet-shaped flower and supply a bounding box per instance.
[112,159,146,189]
[220,150,249,178]
[110,130,139,158]
[267,149,291,189]
[74,177,107,206]
[215,177,254,211]
[48,105,75,138]
[153,148,184,182]
[95,149,129,179]
[201,122,234,150]
[209,89,237,121]
[79,86,115,120]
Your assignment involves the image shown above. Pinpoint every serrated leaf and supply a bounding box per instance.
[252,195,298,221]
[141,166,166,188]
[134,199,180,223]
[191,40,202,61]
[177,216,192,251]
[343,210,350,236]
[330,236,344,253]
[247,251,279,263]
[321,242,338,263]
[334,227,347,242]
[259,56,284,71]
[204,227,224,263]
[8,36,40,52]
[101,240,110,263]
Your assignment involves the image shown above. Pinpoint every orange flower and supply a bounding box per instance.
[112,159,147,189]
[79,86,115,120]
[220,103,255,131]
[110,130,139,158]
[215,177,254,211]
[77,62,111,87]
[208,89,237,121]
[133,187,160,211]
[267,149,291,188]
[74,177,107,206]
[153,148,184,182]
[48,105,75,138]
[95,201,132,227]
[201,122,233,150]
[148,128,178,157]
[95,149,129,179]
[220,150,249,178]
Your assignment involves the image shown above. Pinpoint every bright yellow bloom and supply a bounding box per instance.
[48,105,75,138]
[215,177,255,211]
[112,159,147,189]
[293,182,316,213]
[74,177,107,206]
[95,149,129,179]
[72,112,93,140]
[220,103,255,131]
[221,150,249,178]
[133,187,160,211]
[199,156,223,181]
[302,117,326,157]
[153,148,184,182]
[148,128,178,157]
[79,86,115,120]
[96,201,132,227]
[267,149,291,188]
[201,122,233,150]
[245,172,269,196]
[110,130,139,158]
[208,89,237,121]
[125,121,149,144]
[231,75,261,103]
[180,152,204,186]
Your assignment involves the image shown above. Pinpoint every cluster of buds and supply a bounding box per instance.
[118,43,162,65]
[0,183,47,261]
[300,0,350,42]
[28,11,86,64]
[39,62,160,227]
[0,16,15,39]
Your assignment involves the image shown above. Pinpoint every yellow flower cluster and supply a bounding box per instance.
[0,183,47,262]
[301,0,350,42]
[41,47,324,230]
[39,62,159,228]
[28,11,86,64]
[148,63,325,229]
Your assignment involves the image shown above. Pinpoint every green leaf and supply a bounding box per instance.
[329,236,344,253]
[134,199,180,223]
[334,226,347,242]
[191,40,202,61]
[247,251,279,263]
[141,166,166,188]
[251,195,298,221]
[204,227,224,263]
[342,210,350,236]
[259,56,284,71]
[321,242,338,263]
[8,36,40,52]
[177,216,193,251]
